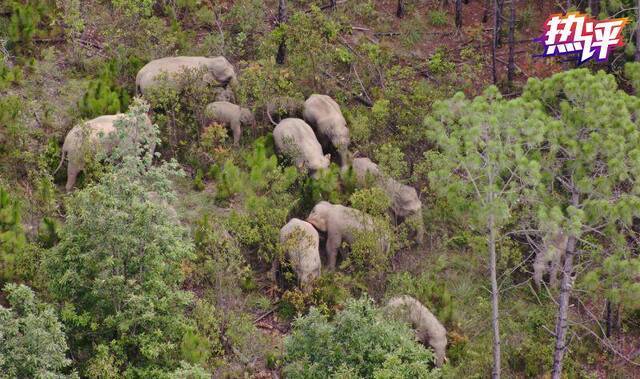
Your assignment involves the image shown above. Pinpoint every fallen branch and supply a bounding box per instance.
[254,307,277,323]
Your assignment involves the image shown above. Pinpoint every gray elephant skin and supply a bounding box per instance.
[136,56,237,95]
[351,157,424,243]
[56,114,153,191]
[203,101,255,145]
[386,295,448,367]
[302,94,350,167]
[306,201,388,270]
[277,218,321,292]
[273,118,330,175]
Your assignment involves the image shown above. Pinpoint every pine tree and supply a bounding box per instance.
[520,69,640,378]
[425,86,546,379]
[0,187,27,283]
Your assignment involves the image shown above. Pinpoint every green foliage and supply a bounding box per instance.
[427,10,448,27]
[0,61,23,89]
[192,214,251,301]
[213,160,244,201]
[283,297,439,378]
[111,0,155,17]
[7,0,57,56]
[78,62,131,118]
[144,67,217,161]
[300,163,355,211]
[374,143,408,179]
[44,130,195,374]
[222,138,300,263]
[0,283,75,378]
[349,187,391,217]
[0,186,28,283]
[624,61,640,94]
[193,168,205,191]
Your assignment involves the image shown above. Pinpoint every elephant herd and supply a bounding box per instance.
[54,55,446,365]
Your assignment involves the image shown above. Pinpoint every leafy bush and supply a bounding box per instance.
[0,61,23,89]
[144,67,217,161]
[283,296,439,378]
[349,187,391,217]
[427,10,448,27]
[44,105,196,375]
[0,186,29,283]
[0,283,75,378]
[78,61,132,118]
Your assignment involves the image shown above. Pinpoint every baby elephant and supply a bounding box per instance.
[136,56,237,95]
[351,157,424,243]
[386,295,448,367]
[277,218,321,292]
[306,201,387,270]
[273,118,330,175]
[55,114,153,191]
[203,101,254,145]
[303,94,350,167]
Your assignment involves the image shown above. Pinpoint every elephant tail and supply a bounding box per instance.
[53,149,66,175]
[266,104,278,126]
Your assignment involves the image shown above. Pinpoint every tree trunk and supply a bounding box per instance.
[590,0,599,17]
[495,0,504,48]
[330,0,337,11]
[276,0,287,65]
[507,0,515,87]
[605,299,612,338]
[551,192,579,379]
[489,213,502,379]
[455,0,463,29]
[636,0,640,62]
[492,0,499,83]
[396,0,405,18]
[483,0,491,23]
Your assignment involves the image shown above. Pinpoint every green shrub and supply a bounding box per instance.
[0,283,75,378]
[78,61,132,118]
[427,10,448,27]
[0,62,23,89]
[144,67,217,161]
[283,296,439,378]
[349,187,391,217]
[0,186,28,283]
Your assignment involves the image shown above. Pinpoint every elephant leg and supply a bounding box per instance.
[66,165,81,192]
[230,121,241,145]
[326,231,341,270]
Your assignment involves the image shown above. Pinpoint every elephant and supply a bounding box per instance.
[386,295,448,367]
[350,157,424,243]
[203,101,255,145]
[302,94,350,167]
[266,96,305,125]
[533,231,568,289]
[306,201,388,270]
[55,114,153,191]
[275,218,321,292]
[273,118,330,175]
[135,56,237,95]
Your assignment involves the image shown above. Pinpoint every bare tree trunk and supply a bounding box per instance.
[605,299,613,338]
[330,0,337,10]
[590,0,599,17]
[396,0,405,18]
[276,0,287,65]
[636,0,640,62]
[489,213,502,379]
[507,0,515,87]
[492,0,499,83]
[483,0,491,22]
[551,192,579,379]
[456,0,463,29]
[495,0,504,48]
